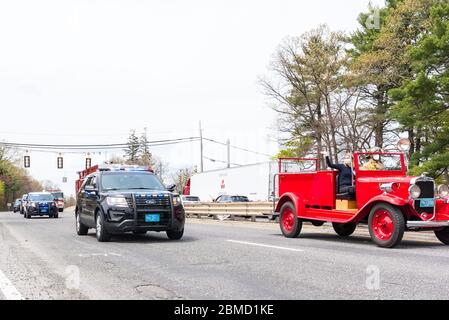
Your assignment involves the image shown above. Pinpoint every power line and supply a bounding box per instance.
[203,156,242,166]
[202,137,272,157]
[0,137,200,150]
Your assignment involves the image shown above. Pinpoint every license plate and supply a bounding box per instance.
[40,209,48,213]
[420,198,435,208]
[145,214,160,223]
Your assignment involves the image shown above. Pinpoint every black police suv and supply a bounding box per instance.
[23,192,59,219]
[75,166,185,242]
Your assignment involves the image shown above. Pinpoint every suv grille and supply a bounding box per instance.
[414,180,435,215]
[127,194,172,226]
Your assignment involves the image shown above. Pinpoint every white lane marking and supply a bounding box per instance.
[227,240,304,252]
[0,269,24,300]
[77,253,122,258]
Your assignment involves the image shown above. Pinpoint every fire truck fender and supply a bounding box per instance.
[275,193,304,217]
[356,194,410,221]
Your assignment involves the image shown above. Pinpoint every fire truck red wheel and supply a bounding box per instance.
[368,203,405,248]
[280,202,302,238]
[434,227,449,245]
[332,222,356,237]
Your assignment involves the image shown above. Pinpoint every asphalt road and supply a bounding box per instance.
[1,210,449,300]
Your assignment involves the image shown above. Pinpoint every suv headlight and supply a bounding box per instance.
[30,202,36,208]
[106,197,128,207]
[409,184,421,199]
[172,195,182,207]
[438,185,449,198]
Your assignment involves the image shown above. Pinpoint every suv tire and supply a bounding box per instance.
[96,213,111,242]
[167,229,184,240]
[76,211,89,236]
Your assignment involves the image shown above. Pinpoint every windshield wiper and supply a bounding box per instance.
[127,187,158,190]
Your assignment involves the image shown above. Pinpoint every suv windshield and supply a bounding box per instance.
[29,194,54,201]
[101,172,165,191]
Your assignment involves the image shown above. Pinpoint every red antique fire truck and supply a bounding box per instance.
[275,152,449,248]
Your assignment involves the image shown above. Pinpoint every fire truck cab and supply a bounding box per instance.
[275,152,449,248]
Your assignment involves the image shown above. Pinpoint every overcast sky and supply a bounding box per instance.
[0,0,385,196]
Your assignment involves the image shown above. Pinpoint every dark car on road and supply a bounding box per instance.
[75,165,185,242]
[23,192,59,219]
[13,199,22,213]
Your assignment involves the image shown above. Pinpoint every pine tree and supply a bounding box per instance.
[124,130,140,164]
[139,127,153,167]
[390,0,449,179]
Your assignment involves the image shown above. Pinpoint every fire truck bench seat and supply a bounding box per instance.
[336,186,356,201]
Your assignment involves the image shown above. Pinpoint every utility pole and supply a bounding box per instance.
[199,121,204,173]
[227,139,231,168]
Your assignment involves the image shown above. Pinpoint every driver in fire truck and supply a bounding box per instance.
[325,153,355,195]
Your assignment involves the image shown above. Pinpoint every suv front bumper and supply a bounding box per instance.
[103,219,180,233]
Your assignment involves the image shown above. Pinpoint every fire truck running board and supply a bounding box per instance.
[303,208,357,224]
[406,221,449,228]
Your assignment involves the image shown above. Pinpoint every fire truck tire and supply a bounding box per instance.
[434,227,449,245]
[280,202,302,238]
[332,222,356,237]
[368,203,405,248]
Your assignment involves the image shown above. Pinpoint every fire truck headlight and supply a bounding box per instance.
[409,184,421,199]
[438,185,449,198]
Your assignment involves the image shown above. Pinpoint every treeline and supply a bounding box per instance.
[262,0,449,179]
[0,147,43,210]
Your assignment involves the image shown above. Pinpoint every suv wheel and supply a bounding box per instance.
[96,213,111,242]
[368,203,405,248]
[167,229,184,240]
[280,202,302,238]
[76,211,89,235]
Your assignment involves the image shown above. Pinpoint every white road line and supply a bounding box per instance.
[0,269,24,300]
[227,240,304,252]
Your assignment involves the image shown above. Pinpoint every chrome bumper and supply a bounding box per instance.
[407,221,449,228]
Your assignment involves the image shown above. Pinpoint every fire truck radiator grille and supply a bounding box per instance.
[414,180,435,215]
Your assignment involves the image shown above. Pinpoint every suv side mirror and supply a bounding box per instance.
[167,184,176,192]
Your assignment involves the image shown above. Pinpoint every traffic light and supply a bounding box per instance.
[57,157,64,169]
[86,158,92,169]
[24,156,30,168]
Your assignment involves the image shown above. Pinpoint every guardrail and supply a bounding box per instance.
[183,202,275,221]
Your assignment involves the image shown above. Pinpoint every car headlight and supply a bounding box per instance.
[409,184,421,199]
[438,184,449,198]
[30,202,36,208]
[172,196,182,207]
[106,197,128,207]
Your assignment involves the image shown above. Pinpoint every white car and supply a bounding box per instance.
[181,195,201,204]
